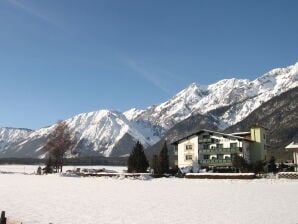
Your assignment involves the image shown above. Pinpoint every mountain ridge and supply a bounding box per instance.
[224,86,298,161]
[0,62,297,158]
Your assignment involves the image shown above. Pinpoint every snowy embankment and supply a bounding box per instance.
[0,173,298,224]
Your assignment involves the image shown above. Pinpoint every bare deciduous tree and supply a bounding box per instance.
[43,121,75,173]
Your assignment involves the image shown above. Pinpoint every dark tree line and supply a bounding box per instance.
[127,140,170,174]
[150,141,169,175]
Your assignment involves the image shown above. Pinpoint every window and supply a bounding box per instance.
[202,135,209,139]
[203,155,209,160]
[230,143,237,148]
[203,144,209,149]
[185,155,192,160]
[185,144,193,150]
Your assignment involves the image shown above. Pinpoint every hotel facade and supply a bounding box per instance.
[172,125,267,172]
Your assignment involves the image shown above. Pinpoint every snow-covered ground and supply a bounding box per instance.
[0,167,298,224]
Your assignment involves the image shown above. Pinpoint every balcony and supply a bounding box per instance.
[198,138,215,143]
[200,147,242,155]
[199,159,232,166]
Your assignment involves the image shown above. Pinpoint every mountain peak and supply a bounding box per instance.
[1,62,298,158]
[123,108,144,121]
[260,61,298,79]
[187,82,199,89]
[173,82,207,100]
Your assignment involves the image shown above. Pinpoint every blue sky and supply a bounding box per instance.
[0,0,297,129]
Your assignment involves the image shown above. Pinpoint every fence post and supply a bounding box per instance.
[0,211,7,224]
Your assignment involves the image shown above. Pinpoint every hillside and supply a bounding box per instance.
[146,87,298,163]
[225,86,298,161]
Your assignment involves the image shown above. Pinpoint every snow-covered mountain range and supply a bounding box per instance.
[0,62,297,158]
[127,62,298,129]
[0,127,33,149]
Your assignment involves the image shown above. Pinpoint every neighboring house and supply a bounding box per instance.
[172,125,268,172]
[285,142,298,172]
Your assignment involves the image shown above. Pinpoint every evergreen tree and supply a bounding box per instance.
[150,154,160,174]
[149,141,169,175]
[127,141,149,173]
[158,141,169,174]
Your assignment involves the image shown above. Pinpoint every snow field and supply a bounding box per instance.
[0,173,298,224]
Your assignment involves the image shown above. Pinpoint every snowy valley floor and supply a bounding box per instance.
[0,168,298,224]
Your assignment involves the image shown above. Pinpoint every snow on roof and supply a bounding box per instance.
[285,142,298,149]
[230,132,250,135]
[171,129,249,145]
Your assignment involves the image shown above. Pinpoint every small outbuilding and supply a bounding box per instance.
[285,141,298,172]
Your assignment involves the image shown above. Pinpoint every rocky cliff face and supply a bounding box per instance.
[224,86,298,160]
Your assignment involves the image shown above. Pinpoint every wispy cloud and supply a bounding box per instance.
[6,0,61,28]
[124,58,175,95]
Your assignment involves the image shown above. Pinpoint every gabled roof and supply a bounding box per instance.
[230,132,250,136]
[171,129,251,145]
[285,142,298,150]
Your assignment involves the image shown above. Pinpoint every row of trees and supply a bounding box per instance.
[127,141,170,174]
[150,142,169,175]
